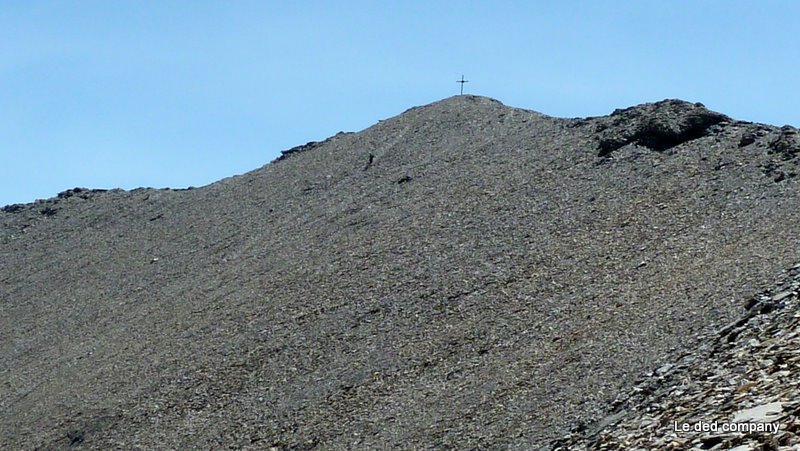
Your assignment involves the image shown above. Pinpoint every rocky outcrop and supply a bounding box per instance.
[595,100,730,157]
[274,140,322,162]
[769,126,800,161]
[273,132,355,163]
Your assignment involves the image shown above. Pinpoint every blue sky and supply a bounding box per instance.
[2,1,799,206]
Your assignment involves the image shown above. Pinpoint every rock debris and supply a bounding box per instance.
[551,265,800,450]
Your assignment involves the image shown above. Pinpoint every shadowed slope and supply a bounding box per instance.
[2,95,799,449]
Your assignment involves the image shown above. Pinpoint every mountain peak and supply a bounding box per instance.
[436,94,506,106]
[397,94,510,117]
[4,95,800,449]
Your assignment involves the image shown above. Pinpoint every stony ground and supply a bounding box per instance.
[2,95,800,449]
[551,264,800,450]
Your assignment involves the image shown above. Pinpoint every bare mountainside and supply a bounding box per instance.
[2,95,799,449]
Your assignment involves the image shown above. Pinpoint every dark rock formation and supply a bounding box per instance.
[274,140,321,162]
[768,125,800,160]
[596,99,730,157]
[1,203,24,213]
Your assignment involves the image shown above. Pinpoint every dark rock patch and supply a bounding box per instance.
[57,187,107,200]
[738,132,757,147]
[768,125,800,160]
[759,162,794,183]
[2,204,24,213]
[39,206,58,216]
[596,100,729,157]
[363,153,375,171]
[275,140,322,162]
[57,187,85,199]
[66,429,85,446]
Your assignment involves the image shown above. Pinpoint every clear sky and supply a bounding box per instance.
[2,1,799,206]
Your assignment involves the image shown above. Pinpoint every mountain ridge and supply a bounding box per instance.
[2,95,793,211]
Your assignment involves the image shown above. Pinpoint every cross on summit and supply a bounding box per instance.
[457,75,468,95]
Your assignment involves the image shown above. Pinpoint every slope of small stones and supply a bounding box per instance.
[2,95,800,449]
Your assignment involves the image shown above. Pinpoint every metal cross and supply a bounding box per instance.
[457,75,469,95]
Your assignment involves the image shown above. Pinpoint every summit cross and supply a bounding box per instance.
[457,75,469,95]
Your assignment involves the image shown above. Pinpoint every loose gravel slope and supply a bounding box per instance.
[2,95,799,449]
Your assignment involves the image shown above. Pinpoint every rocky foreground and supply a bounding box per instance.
[2,96,800,449]
[552,264,800,450]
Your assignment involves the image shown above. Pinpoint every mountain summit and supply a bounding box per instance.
[2,96,799,449]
